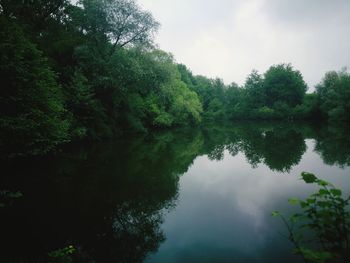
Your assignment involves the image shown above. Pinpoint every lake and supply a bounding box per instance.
[1,122,350,262]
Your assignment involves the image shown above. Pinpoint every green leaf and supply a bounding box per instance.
[7,191,23,199]
[317,180,330,187]
[330,189,342,196]
[290,214,302,223]
[300,201,308,208]
[301,172,317,184]
[319,189,328,196]
[295,247,333,263]
[288,198,299,205]
[271,211,281,217]
[306,198,316,204]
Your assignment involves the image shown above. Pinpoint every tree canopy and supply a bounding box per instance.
[264,63,307,107]
[316,68,350,122]
[0,0,348,157]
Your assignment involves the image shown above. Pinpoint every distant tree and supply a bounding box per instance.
[177,64,196,88]
[225,82,245,119]
[264,64,307,107]
[204,78,226,120]
[186,76,227,120]
[190,76,213,110]
[292,93,320,120]
[244,69,265,108]
[316,68,350,122]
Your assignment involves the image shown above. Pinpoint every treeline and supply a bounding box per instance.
[178,64,350,122]
[0,0,349,157]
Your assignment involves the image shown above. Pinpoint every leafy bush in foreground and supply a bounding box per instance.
[272,172,350,263]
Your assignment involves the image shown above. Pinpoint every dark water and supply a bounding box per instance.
[1,122,350,262]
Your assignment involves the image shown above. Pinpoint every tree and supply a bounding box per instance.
[177,64,196,89]
[79,0,159,57]
[143,51,202,127]
[0,18,69,156]
[264,64,307,107]
[225,82,245,119]
[169,80,203,125]
[244,69,265,108]
[65,70,110,140]
[0,0,68,30]
[316,69,350,122]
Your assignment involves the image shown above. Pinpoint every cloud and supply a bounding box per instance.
[139,0,350,90]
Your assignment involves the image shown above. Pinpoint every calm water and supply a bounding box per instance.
[1,122,350,262]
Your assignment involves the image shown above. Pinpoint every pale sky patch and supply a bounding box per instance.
[139,0,350,90]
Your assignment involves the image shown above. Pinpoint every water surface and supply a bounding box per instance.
[1,122,350,262]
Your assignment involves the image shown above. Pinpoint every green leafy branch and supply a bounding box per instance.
[272,172,350,263]
[48,245,76,263]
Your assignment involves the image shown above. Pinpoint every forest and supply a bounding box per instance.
[1,0,350,157]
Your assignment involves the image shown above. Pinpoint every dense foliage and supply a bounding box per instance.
[0,0,348,157]
[0,0,202,156]
[316,69,350,123]
[0,17,69,156]
[178,64,319,121]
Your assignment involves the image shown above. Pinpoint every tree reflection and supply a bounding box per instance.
[202,123,307,172]
[111,201,165,263]
[0,129,202,262]
[201,126,228,161]
[262,129,306,172]
[1,122,350,262]
[315,124,350,168]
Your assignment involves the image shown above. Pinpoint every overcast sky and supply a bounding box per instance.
[138,0,350,90]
